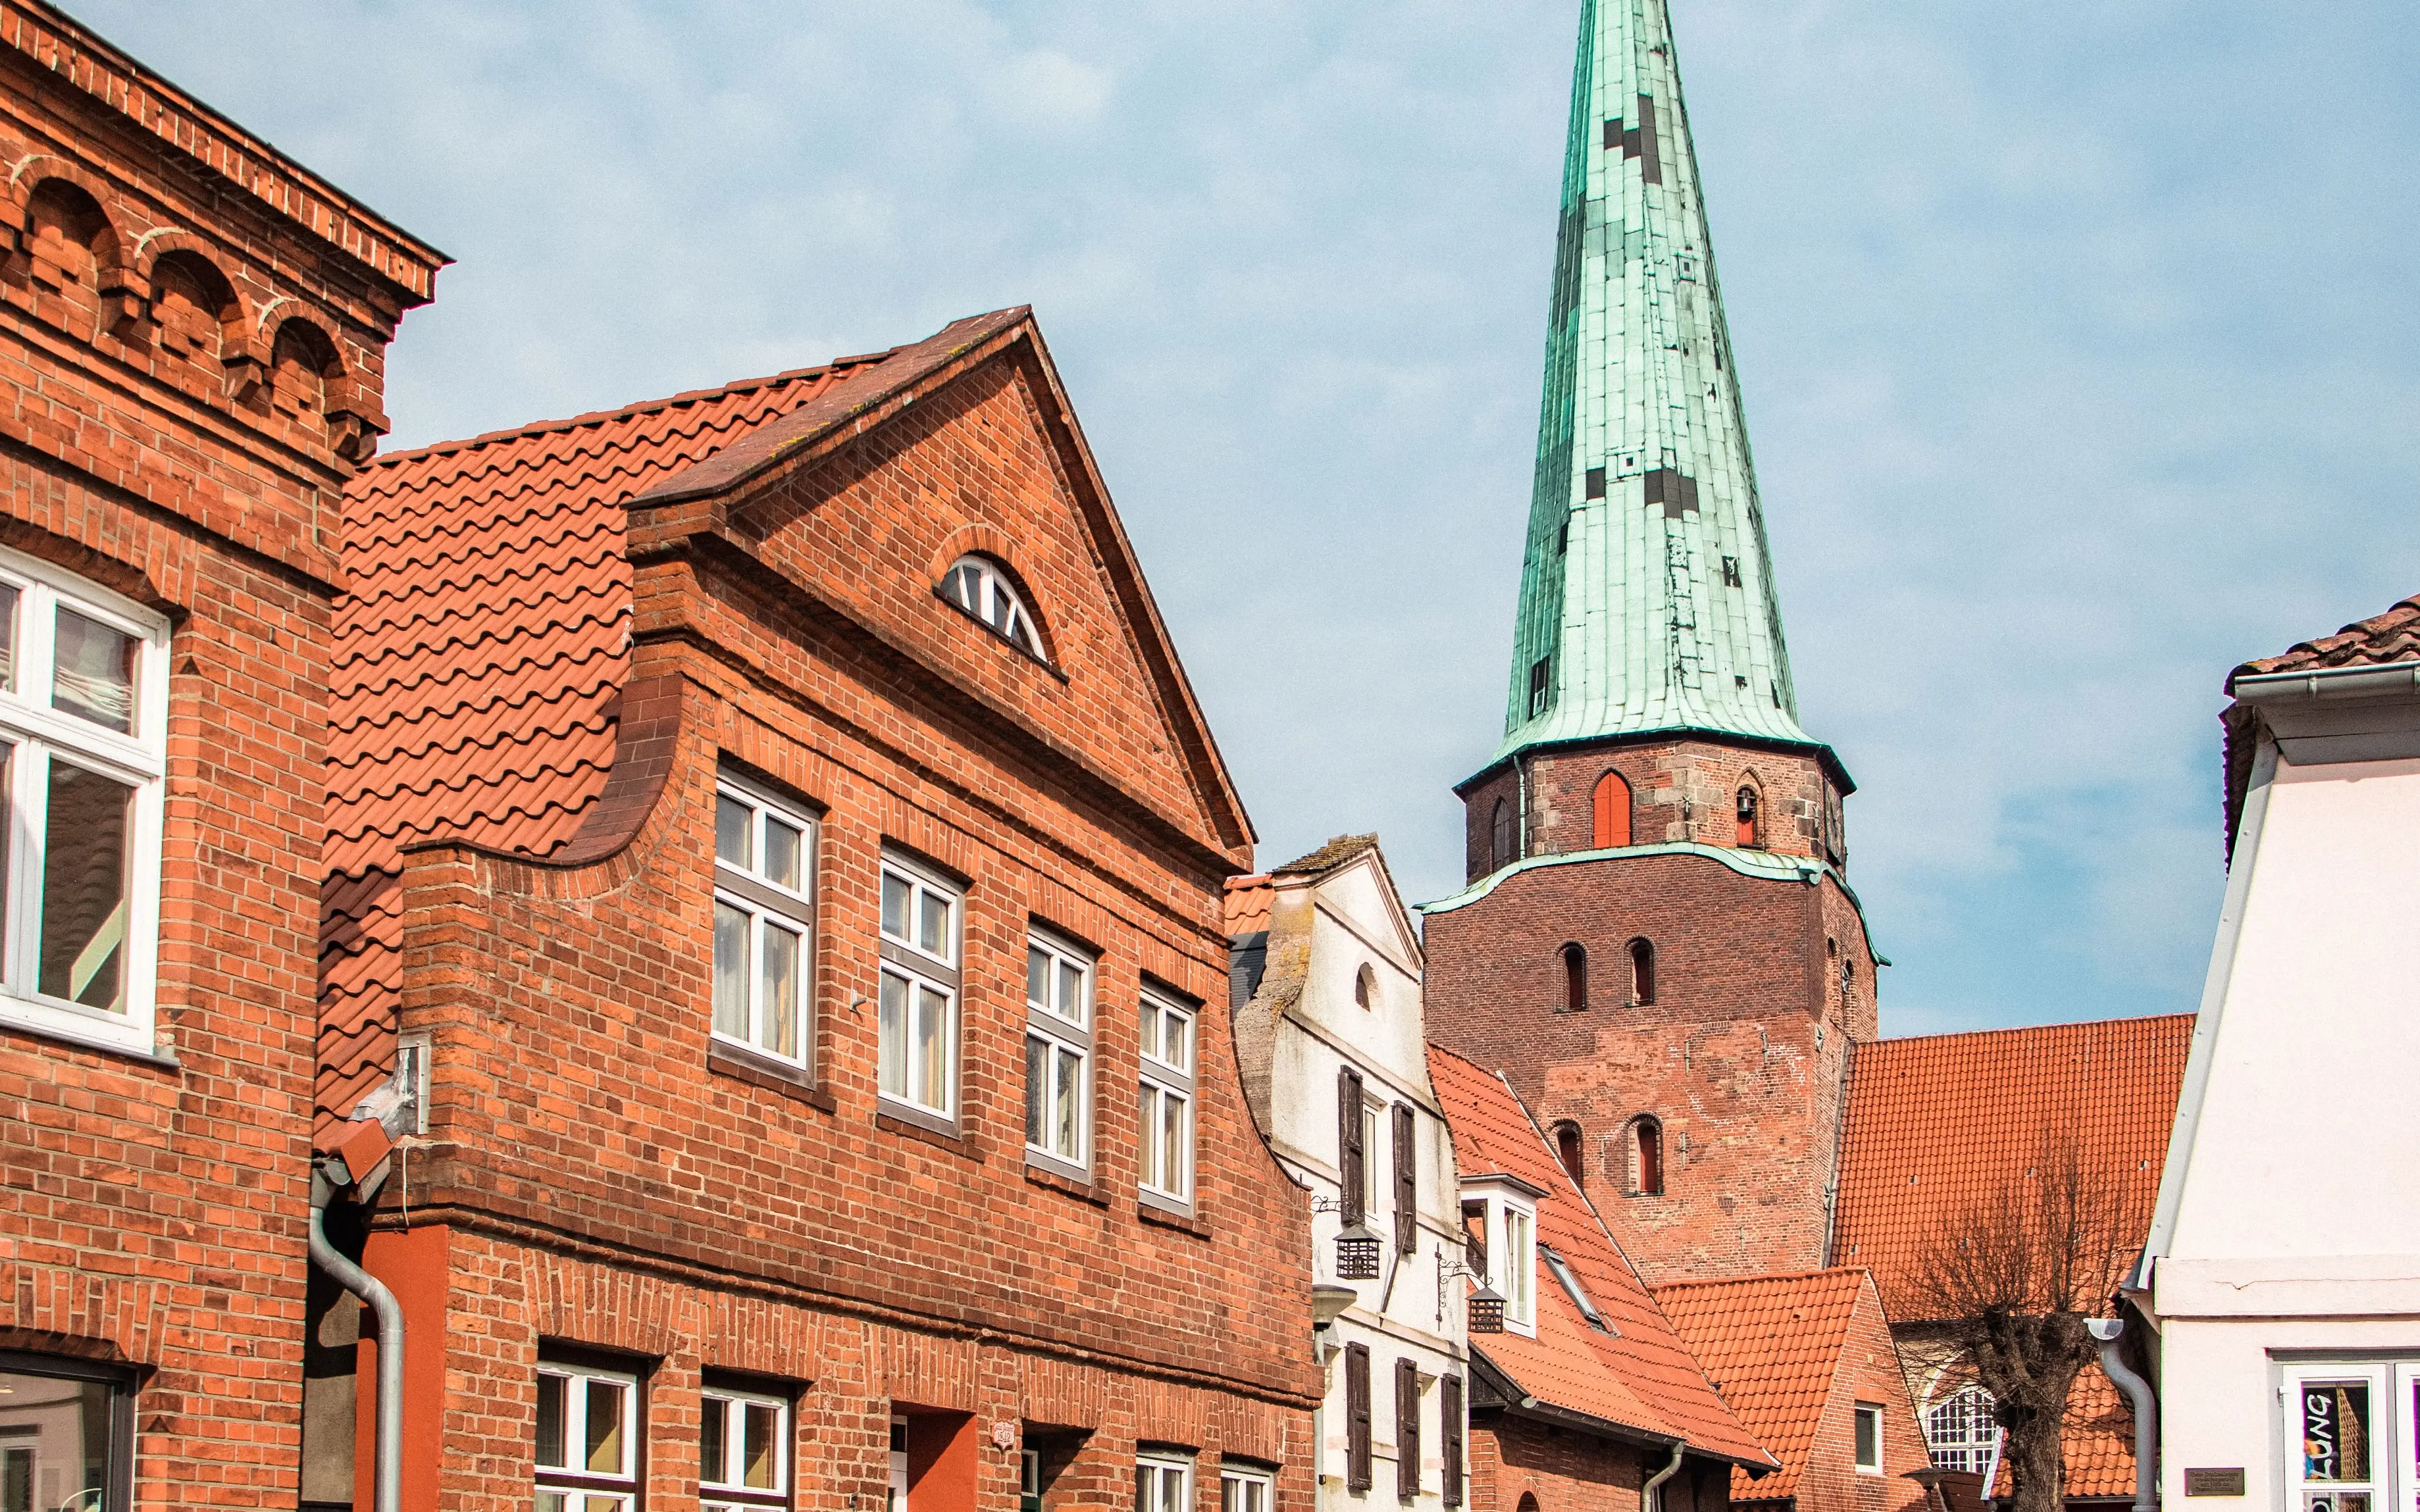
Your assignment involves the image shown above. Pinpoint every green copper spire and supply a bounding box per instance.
[1497,0,1814,761]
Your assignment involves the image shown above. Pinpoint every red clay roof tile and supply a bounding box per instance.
[1653,1269,1869,1504]
[1428,1045,1774,1470]
[2230,592,2420,686]
[1223,874,1272,936]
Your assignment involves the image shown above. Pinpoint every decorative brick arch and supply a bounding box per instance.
[134,230,252,390]
[5,155,142,336]
[254,297,386,459]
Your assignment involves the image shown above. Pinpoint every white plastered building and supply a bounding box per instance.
[1227,836,1470,1512]
[2133,613,2420,1512]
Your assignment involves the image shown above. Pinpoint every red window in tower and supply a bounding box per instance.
[1591,770,1631,849]
[1736,784,1761,848]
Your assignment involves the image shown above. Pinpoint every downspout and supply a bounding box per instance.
[311,1165,403,1512]
[1641,1440,1686,1512]
[2088,1319,2155,1512]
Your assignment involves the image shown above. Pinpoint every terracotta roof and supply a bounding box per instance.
[318,320,997,1132]
[1428,1045,1774,1469]
[1832,1015,2193,1321]
[2229,592,2420,686]
[1223,874,1272,937]
[1983,1366,2136,1502]
[1652,1269,1868,1504]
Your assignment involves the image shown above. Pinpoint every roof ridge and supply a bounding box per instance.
[358,349,900,475]
[1872,1011,2194,1051]
[1651,1266,1868,1293]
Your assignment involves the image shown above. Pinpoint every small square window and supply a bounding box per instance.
[1220,1465,1270,1512]
[1137,1455,1191,1512]
[1855,1402,1883,1473]
[536,1361,640,1512]
[702,1383,789,1511]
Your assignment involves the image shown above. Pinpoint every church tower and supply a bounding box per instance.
[1422,0,1878,1284]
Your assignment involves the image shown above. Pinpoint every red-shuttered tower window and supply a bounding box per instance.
[1591,769,1632,849]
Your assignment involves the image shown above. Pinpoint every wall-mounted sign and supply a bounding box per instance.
[2184,1468,2246,1498]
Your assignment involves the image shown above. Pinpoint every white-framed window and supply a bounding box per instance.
[1137,988,1195,1209]
[700,1382,788,1512]
[1137,1453,1191,1512]
[940,554,1044,659]
[713,772,817,1069]
[887,1417,908,1512]
[0,549,169,1057]
[2283,1363,2420,1512]
[877,853,960,1124]
[1021,1448,1044,1512]
[1855,1401,1884,1474]
[535,1361,639,1512]
[1025,928,1093,1177]
[1924,1384,1999,1475]
[1461,1184,1539,1336]
[1220,1464,1270,1512]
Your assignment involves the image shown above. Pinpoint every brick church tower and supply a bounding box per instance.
[1424,0,1878,1285]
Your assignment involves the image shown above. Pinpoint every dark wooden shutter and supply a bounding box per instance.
[1345,1343,1373,1492]
[1440,1376,1464,1507]
[1395,1357,1422,1502]
[1339,1067,1366,1224]
[1392,1104,1418,1254]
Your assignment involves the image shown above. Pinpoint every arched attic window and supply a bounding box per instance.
[940,554,1043,658]
[1736,781,1763,848]
[1630,1116,1665,1196]
[1489,798,1515,871]
[1628,938,1656,1006]
[1558,943,1587,1013]
[1354,963,1376,1011]
[1591,769,1632,849]
[1554,1122,1585,1186]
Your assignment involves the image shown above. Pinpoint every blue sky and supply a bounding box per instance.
[76,1,2420,1038]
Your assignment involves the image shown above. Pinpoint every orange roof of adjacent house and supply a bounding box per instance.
[317,314,1016,1134]
[1652,1269,1870,1504]
[1222,874,1272,937]
[1984,1365,2137,1502]
[1428,1045,1775,1470]
[1830,1013,2192,1322]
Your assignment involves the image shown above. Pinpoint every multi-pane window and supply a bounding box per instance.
[713,774,816,1069]
[0,551,168,1055]
[1855,1403,1884,1473]
[1137,989,1195,1208]
[0,1353,132,1512]
[1501,1204,1533,1330]
[535,1362,639,1512]
[1924,1386,1999,1474]
[1136,1455,1191,1512]
[1024,930,1093,1177]
[877,854,960,1123]
[701,1384,788,1512]
[940,555,1044,658]
[1220,1465,1270,1512]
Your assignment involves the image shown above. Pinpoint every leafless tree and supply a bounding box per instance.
[1909,1136,2133,1512]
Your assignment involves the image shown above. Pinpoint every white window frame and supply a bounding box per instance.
[1220,1463,1270,1512]
[713,771,817,1071]
[2284,1363,2406,1512]
[940,554,1044,659]
[0,546,169,1057]
[1137,1453,1192,1512]
[700,1381,790,1512]
[534,1361,640,1512]
[1922,1384,2000,1478]
[877,851,961,1128]
[1024,926,1094,1180]
[1137,987,1197,1213]
[1460,1183,1541,1338]
[1855,1401,1884,1474]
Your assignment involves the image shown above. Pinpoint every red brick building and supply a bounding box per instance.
[1427,1047,1774,1512]
[1653,1271,1928,1512]
[0,4,442,1510]
[309,307,1318,1512]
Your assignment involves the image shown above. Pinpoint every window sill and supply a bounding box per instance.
[707,1040,835,1113]
[1025,1160,1110,1207]
[0,1007,176,1071]
[876,1106,984,1163]
[1137,1194,1208,1238]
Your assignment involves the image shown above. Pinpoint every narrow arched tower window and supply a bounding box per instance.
[1632,1117,1664,1196]
[1555,1122,1585,1186]
[1736,784,1761,848]
[1591,770,1632,849]
[1628,938,1656,1006]
[1559,943,1587,1013]
[1490,798,1515,870]
[1354,963,1376,1011]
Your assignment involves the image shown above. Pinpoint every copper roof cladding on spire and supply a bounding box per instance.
[1830,1013,2194,1322]
[1428,1044,1776,1469]
[1651,1269,1870,1505]
[319,315,1021,1133]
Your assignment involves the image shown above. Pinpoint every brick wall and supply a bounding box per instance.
[1470,1415,1732,1512]
[0,6,438,1511]
[1780,1282,1930,1512]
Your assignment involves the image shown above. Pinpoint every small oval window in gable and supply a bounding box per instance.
[940,554,1044,659]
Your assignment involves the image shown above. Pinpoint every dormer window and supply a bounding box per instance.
[940,555,1043,658]
[1460,1181,1540,1336]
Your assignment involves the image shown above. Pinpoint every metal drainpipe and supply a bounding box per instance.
[2088,1319,2156,1512]
[310,1167,404,1512]
[1641,1441,1686,1512]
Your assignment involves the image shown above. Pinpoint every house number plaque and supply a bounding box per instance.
[2184,1468,2246,1497]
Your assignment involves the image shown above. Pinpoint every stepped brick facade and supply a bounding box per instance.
[0,5,441,1512]
[313,308,1317,1512]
